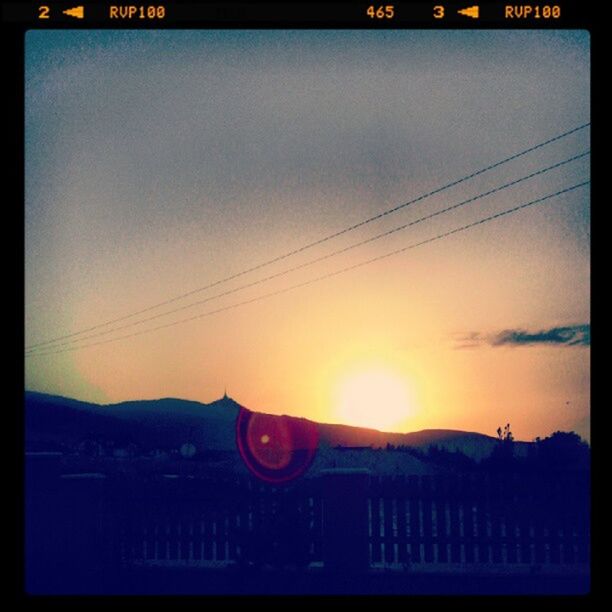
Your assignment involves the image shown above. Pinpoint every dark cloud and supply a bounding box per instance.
[455,324,590,349]
[492,324,590,347]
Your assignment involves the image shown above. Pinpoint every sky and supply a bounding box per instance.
[25,30,590,441]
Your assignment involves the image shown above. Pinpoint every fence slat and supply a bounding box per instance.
[448,478,461,563]
[463,475,476,564]
[397,491,408,564]
[369,477,381,564]
[383,495,394,564]
[422,476,434,563]
[408,476,421,563]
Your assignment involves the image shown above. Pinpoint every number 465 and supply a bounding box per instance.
[367,5,395,19]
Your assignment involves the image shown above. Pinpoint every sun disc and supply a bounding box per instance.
[334,366,413,431]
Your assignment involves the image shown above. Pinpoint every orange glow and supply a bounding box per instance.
[333,365,416,431]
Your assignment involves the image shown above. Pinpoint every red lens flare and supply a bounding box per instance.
[236,408,318,483]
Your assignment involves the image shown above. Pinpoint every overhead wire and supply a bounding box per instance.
[24,150,590,354]
[25,180,589,358]
[25,123,590,351]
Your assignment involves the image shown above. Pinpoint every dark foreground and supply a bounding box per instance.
[27,565,589,596]
[26,453,590,595]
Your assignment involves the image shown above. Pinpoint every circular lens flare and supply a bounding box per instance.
[236,408,318,483]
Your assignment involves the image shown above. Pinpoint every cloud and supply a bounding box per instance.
[454,324,590,349]
[492,324,590,347]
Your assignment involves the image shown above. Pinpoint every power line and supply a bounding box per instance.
[25,151,589,354]
[25,180,589,358]
[25,122,590,351]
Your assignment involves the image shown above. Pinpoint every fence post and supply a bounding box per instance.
[321,468,370,572]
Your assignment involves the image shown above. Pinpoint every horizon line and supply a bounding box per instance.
[24,388,579,443]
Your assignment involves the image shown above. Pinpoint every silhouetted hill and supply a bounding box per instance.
[25,392,241,452]
[315,423,529,460]
[25,391,526,460]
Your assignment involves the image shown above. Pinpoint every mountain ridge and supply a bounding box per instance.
[24,391,526,460]
[25,391,500,438]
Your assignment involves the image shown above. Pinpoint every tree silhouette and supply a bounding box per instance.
[496,423,514,443]
[534,430,589,472]
[484,423,516,471]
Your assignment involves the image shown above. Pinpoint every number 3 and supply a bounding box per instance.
[433,5,445,19]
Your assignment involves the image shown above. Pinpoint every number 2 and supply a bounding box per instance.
[38,5,50,19]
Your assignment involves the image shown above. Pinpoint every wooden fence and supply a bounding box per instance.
[366,473,589,568]
[26,467,589,576]
[101,471,589,570]
[110,477,324,567]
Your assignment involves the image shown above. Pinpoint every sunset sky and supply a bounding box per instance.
[25,30,590,441]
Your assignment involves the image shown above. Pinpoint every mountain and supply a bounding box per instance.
[316,423,522,461]
[25,391,526,460]
[25,391,241,451]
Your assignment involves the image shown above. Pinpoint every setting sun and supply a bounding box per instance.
[333,366,415,431]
